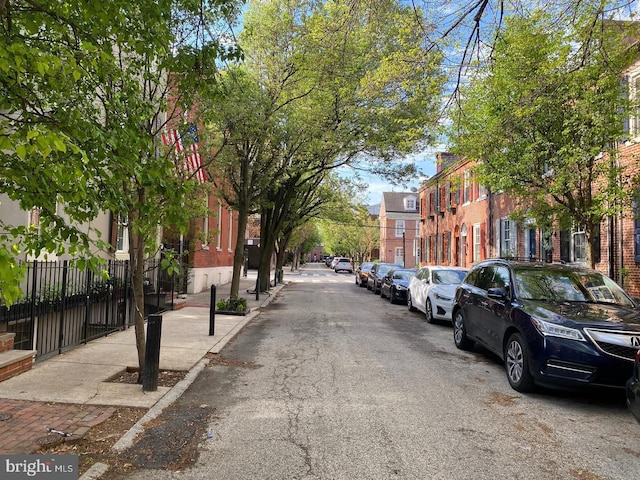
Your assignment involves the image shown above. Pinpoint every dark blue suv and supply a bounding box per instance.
[452,259,640,392]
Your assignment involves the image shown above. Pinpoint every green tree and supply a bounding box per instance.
[205,0,444,294]
[1,1,241,378]
[449,12,637,267]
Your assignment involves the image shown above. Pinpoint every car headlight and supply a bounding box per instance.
[434,292,452,302]
[530,317,586,341]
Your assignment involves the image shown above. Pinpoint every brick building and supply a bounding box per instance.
[379,192,420,267]
[419,144,640,297]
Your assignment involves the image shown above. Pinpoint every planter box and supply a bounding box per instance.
[214,310,247,316]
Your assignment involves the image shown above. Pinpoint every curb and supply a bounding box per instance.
[79,281,286,480]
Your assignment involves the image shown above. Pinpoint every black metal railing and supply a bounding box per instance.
[0,257,187,361]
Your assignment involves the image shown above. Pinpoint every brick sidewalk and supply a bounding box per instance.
[0,399,115,453]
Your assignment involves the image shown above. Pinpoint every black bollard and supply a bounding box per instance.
[255,275,259,301]
[209,285,216,336]
[143,314,162,392]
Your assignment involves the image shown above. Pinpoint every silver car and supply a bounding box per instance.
[407,266,468,323]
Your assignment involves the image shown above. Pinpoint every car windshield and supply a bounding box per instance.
[393,271,414,280]
[515,268,635,306]
[432,270,467,285]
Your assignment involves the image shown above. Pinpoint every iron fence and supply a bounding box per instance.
[0,258,186,361]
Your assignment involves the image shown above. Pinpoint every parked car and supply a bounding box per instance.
[367,262,403,293]
[407,266,468,323]
[380,268,417,304]
[334,258,353,273]
[355,262,374,287]
[452,259,640,393]
[627,348,640,423]
[324,256,334,267]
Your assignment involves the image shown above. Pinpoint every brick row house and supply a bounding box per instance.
[419,128,640,296]
[379,192,420,267]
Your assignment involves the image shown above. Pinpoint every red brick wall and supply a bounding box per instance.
[0,355,34,382]
[191,199,237,269]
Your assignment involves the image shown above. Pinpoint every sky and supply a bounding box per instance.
[361,145,444,206]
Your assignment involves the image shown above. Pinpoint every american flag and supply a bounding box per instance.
[185,143,207,184]
[161,128,183,153]
[161,124,206,183]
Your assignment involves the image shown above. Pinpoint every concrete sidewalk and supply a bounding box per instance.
[0,269,288,455]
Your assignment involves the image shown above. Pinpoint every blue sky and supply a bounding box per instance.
[362,145,444,205]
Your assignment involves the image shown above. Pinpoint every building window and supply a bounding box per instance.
[116,215,129,252]
[573,227,586,263]
[499,218,517,258]
[216,202,222,250]
[228,208,233,252]
[424,236,431,264]
[395,220,405,237]
[627,72,640,137]
[473,224,481,263]
[202,197,209,248]
[395,247,404,266]
[463,170,471,204]
[404,196,416,210]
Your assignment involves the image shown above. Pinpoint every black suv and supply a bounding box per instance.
[453,259,640,392]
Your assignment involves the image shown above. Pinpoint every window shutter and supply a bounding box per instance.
[480,223,486,260]
[109,212,118,250]
[560,230,570,262]
[634,197,640,263]
[593,224,601,264]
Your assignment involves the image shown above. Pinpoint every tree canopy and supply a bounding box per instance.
[449,11,639,266]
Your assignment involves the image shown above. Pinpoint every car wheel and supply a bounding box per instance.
[425,299,434,323]
[453,310,474,351]
[380,287,385,299]
[505,333,535,393]
[407,293,417,312]
[389,289,396,304]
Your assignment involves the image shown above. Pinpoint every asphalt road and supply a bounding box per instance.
[121,263,640,480]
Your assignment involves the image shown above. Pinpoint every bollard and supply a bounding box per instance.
[255,275,259,301]
[143,314,162,392]
[209,285,216,336]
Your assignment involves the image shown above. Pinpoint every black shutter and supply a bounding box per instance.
[560,230,570,263]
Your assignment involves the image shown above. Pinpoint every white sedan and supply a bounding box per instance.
[407,266,468,323]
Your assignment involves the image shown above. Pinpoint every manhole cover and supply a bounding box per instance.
[0,413,12,421]
[36,435,65,447]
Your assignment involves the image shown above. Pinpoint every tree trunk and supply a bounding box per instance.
[129,220,147,384]
[230,204,249,299]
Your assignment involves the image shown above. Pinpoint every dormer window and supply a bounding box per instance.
[404,196,416,210]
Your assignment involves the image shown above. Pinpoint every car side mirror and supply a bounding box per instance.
[487,287,508,300]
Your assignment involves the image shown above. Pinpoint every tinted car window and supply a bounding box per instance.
[433,270,467,285]
[515,267,634,305]
[394,271,414,280]
[475,266,495,291]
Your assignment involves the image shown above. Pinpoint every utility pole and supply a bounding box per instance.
[402,231,406,267]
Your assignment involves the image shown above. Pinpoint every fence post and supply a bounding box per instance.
[209,285,216,336]
[57,261,69,355]
[143,314,162,392]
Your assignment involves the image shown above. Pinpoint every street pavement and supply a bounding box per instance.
[0,269,287,460]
